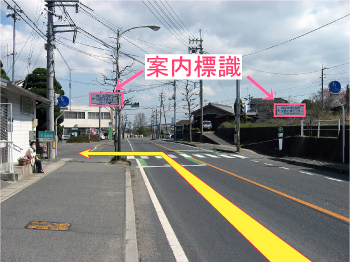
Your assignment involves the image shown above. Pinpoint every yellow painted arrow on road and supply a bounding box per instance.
[79,148,311,262]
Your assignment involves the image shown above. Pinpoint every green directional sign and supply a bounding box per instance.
[39,131,55,142]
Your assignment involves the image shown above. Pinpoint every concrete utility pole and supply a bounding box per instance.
[236,80,241,152]
[45,0,78,159]
[6,5,22,83]
[159,92,164,139]
[189,29,204,141]
[321,65,329,108]
[173,80,177,140]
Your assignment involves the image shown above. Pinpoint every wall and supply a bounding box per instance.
[6,92,36,163]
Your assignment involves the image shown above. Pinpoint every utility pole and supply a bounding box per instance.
[189,29,204,141]
[159,92,164,139]
[236,80,241,152]
[6,5,22,83]
[155,108,158,139]
[45,0,78,159]
[173,80,176,140]
[321,65,329,108]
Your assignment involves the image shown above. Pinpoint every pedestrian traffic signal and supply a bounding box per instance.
[131,102,139,107]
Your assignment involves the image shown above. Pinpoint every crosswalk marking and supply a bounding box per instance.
[168,154,178,159]
[220,154,236,158]
[155,156,162,159]
[205,154,220,158]
[232,154,248,159]
[192,154,206,158]
[141,156,149,159]
[180,154,191,158]
[127,156,135,159]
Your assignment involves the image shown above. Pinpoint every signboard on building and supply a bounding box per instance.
[39,131,55,142]
[274,103,306,117]
[145,54,242,80]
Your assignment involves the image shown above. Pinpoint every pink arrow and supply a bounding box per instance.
[247,75,274,100]
[115,70,144,91]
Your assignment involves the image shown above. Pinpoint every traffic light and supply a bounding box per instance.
[131,102,139,107]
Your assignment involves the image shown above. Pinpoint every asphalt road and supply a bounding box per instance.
[127,138,349,262]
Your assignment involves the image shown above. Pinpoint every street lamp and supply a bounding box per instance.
[112,25,160,160]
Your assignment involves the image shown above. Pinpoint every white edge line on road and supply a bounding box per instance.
[125,165,139,262]
[136,159,189,262]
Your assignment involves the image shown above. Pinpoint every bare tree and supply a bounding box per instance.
[134,113,147,128]
[181,80,198,142]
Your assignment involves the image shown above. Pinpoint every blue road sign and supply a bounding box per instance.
[329,81,341,93]
[58,96,69,107]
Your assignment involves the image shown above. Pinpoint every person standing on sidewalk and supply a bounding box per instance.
[26,141,44,173]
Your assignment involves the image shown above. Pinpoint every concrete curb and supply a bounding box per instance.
[125,164,139,262]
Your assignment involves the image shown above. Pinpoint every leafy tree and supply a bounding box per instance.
[23,68,65,132]
[1,60,10,81]
[301,99,315,110]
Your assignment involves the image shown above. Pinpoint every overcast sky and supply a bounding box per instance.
[1,0,349,123]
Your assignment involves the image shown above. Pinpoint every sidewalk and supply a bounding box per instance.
[171,140,349,175]
[1,142,137,262]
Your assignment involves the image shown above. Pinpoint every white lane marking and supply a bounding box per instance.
[205,154,220,158]
[299,171,314,175]
[168,154,178,159]
[136,159,188,262]
[127,138,135,151]
[1,158,72,203]
[141,156,149,159]
[180,154,191,158]
[192,154,206,158]
[264,163,273,166]
[127,156,135,159]
[326,177,343,182]
[251,160,259,163]
[279,167,290,170]
[155,156,163,159]
[219,154,236,158]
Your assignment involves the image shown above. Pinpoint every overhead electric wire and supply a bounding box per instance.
[142,0,188,46]
[153,0,190,43]
[164,0,195,39]
[243,14,350,58]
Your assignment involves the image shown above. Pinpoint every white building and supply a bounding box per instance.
[61,105,113,137]
[1,78,50,174]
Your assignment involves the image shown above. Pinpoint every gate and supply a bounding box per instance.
[0,103,13,174]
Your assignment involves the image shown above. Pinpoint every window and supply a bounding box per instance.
[103,112,110,119]
[21,97,34,115]
[64,112,85,119]
[88,112,110,119]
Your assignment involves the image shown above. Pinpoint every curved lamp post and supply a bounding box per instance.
[113,25,160,159]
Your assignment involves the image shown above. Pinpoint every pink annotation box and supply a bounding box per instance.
[89,92,124,107]
[274,103,306,118]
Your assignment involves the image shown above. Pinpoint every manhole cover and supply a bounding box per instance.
[26,221,71,231]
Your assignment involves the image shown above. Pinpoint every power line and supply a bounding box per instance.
[243,14,350,58]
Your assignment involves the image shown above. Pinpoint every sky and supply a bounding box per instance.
[1,0,349,124]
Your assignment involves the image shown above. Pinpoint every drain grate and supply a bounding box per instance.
[26,221,71,231]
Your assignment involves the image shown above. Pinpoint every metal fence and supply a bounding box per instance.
[0,103,13,173]
[301,119,340,137]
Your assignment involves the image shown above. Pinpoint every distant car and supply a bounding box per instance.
[165,133,171,139]
[62,135,70,140]
[203,121,212,130]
